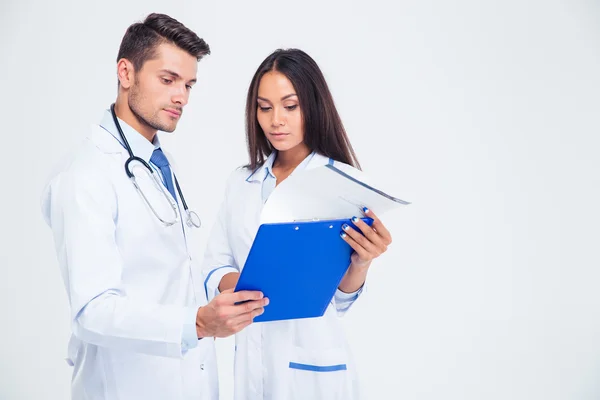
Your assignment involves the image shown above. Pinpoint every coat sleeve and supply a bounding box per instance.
[201,170,241,302]
[47,168,194,359]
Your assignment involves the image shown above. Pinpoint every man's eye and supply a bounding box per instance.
[162,78,173,84]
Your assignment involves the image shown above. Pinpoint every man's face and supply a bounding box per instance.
[128,43,197,133]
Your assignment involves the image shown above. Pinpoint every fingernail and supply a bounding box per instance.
[340,232,347,238]
[264,298,269,306]
[342,224,349,231]
[363,207,370,214]
[351,216,358,223]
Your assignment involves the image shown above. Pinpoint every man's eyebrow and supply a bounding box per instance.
[160,69,196,84]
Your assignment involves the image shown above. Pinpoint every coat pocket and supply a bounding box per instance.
[287,346,353,400]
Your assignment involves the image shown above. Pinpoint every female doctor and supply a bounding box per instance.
[202,48,393,399]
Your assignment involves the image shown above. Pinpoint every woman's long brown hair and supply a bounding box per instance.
[245,48,361,171]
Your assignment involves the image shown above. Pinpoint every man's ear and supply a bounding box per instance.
[117,58,135,89]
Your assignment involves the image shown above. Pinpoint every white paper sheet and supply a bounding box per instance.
[260,164,410,224]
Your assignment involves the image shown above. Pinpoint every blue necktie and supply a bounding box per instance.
[150,148,178,203]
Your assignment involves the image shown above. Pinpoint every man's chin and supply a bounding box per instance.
[155,122,178,133]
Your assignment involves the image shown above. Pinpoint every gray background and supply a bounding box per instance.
[2,0,599,399]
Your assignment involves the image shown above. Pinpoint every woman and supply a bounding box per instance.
[202,48,392,400]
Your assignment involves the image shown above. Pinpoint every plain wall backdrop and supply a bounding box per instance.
[2,0,599,399]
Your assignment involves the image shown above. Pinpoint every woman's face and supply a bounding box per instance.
[256,71,305,152]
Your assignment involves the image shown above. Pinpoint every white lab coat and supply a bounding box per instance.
[41,124,217,400]
[203,153,366,400]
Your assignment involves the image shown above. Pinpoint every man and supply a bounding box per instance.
[40,13,267,400]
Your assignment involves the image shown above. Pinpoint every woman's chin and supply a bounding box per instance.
[268,141,304,153]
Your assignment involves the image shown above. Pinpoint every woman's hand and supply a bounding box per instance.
[340,208,392,269]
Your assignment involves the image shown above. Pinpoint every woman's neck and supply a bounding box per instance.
[273,144,311,170]
[272,144,312,186]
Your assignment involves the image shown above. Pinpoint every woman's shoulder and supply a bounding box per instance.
[225,165,250,182]
[223,164,259,189]
[232,164,253,177]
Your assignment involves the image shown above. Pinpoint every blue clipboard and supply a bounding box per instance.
[234,217,374,322]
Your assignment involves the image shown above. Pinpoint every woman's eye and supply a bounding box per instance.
[259,106,272,112]
[285,105,298,111]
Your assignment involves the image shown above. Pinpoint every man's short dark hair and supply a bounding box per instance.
[117,13,210,71]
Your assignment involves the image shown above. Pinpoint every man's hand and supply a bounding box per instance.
[196,289,268,338]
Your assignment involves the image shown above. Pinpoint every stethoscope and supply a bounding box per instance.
[110,103,201,228]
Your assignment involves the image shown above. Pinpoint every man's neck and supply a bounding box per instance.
[114,99,157,143]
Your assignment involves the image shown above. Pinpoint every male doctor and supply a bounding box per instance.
[40,13,268,400]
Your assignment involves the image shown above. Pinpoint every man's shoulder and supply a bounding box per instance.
[53,137,115,176]
[44,127,123,195]
[40,136,119,225]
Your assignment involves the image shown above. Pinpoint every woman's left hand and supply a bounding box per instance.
[340,208,392,269]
